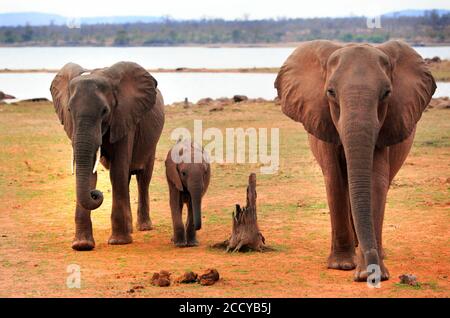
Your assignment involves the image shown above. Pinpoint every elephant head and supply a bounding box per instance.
[275,40,435,271]
[50,62,158,211]
[165,140,211,231]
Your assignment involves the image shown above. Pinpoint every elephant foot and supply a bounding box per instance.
[136,220,153,231]
[108,234,132,245]
[353,249,389,282]
[354,262,390,282]
[171,236,187,247]
[72,238,95,251]
[186,239,199,247]
[174,241,187,248]
[328,250,356,270]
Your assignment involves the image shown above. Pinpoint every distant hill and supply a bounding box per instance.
[0,12,67,26]
[0,9,449,27]
[383,9,450,18]
[0,12,164,27]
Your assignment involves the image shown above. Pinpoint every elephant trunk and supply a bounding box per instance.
[74,134,103,211]
[190,187,203,231]
[341,101,380,270]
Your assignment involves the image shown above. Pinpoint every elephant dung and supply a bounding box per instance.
[151,270,171,287]
[177,271,198,284]
[198,268,220,286]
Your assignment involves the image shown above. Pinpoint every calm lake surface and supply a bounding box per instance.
[0,73,449,104]
[0,46,449,103]
[0,46,449,70]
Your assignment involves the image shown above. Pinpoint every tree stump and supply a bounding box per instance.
[219,173,266,252]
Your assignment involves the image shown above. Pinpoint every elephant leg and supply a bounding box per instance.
[308,135,356,270]
[135,157,155,231]
[72,172,97,251]
[354,147,390,281]
[108,167,133,245]
[324,161,357,270]
[169,186,185,247]
[185,199,198,247]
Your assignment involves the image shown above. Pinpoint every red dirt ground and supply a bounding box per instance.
[0,101,448,297]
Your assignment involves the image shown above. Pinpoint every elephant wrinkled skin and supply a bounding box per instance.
[50,62,165,251]
[275,40,436,281]
[165,140,211,247]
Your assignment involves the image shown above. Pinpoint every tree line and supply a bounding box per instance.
[0,12,448,46]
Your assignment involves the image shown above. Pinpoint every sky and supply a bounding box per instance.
[0,0,449,19]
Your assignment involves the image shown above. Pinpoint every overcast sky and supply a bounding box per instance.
[1,0,449,19]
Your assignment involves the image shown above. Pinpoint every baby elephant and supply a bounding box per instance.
[165,140,210,247]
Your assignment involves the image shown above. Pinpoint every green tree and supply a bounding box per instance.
[3,30,18,43]
[21,24,33,42]
[114,30,130,46]
[232,29,242,43]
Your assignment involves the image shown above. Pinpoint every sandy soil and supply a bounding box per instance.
[0,101,448,297]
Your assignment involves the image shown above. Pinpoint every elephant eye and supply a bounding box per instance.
[101,107,108,116]
[327,88,336,98]
[181,171,187,177]
[381,89,391,100]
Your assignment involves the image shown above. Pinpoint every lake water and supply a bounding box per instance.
[0,72,449,104]
[0,46,449,103]
[0,46,449,70]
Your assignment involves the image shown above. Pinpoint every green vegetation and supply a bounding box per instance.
[0,12,449,46]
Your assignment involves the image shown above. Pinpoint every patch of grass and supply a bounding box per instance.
[393,282,423,290]
[267,243,289,253]
[0,259,12,268]
[430,61,450,82]
[231,268,250,274]
[206,212,229,225]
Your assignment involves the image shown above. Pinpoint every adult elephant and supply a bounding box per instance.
[275,40,435,281]
[50,62,165,251]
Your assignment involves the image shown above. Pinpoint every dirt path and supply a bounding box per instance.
[0,101,448,297]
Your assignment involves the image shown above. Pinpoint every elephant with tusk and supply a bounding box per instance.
[71,147,100,175]
[50,61,165,251]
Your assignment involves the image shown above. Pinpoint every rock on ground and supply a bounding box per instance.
[399,274,419,286]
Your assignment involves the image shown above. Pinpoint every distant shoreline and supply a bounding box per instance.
[1,64,449,82]
[0,67,279,74]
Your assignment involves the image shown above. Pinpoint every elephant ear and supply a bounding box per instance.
[165,150,183,191]
[275,40,342,144]
[101,62,158,144]
[376,41,436,147]
[50,63,86,139]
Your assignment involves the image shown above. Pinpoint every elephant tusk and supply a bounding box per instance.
[93,147,101,174]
